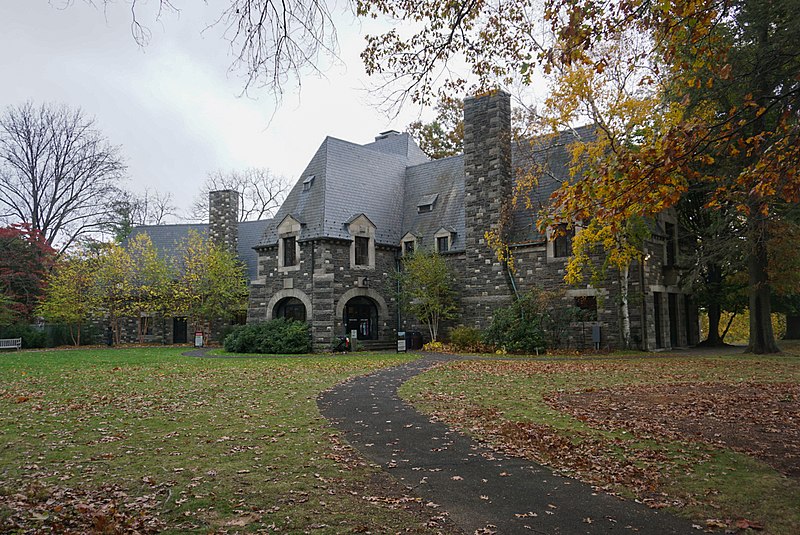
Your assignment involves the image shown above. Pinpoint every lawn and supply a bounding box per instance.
[399,343,800,535]
[0,347,453,534]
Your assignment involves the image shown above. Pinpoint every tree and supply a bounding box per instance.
[93,242,134,345]
[105,189,179,243]
[407,95,464,159]
[189,168,289,222]
[398,251,457,342]
[37,252,100,345]
[171,231,248,342]
[95,0,339,98]
[122,233,173,343]
[0,289,17,326]
[0,223,56,322]
[0,102,126,251]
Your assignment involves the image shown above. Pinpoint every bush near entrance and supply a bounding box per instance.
[223,318,310,354]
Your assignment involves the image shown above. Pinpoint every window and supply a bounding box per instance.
[275,297,306,322]
[574,296,598,321]
[403,240,415,255]
[436,235,449,253]
[355,236,369,266]
[283,236,297,266]
[417,193,438,213]
[302,175,315,192]
[553,224,574,258]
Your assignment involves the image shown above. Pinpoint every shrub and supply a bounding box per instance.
[448,326,483,351]
[223,318,311,354]
[422,341,446,352]
[0,323,47,348]
[483,288,579,353]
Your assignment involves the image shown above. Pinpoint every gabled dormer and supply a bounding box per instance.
[346,214,376,269]
[277,214,303,272]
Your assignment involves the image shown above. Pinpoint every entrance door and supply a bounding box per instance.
[173,317,188,344]
[668,293,679,348]
[343,297,378,340]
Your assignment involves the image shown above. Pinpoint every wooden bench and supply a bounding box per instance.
[0,338,22,350]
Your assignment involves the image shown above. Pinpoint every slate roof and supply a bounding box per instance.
[401,155,465,252]
[127,219,269,281]
[509,124,597,244]
[254,125,587,253]
[257,134,417,247]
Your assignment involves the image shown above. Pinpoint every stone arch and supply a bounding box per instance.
[335,288,389,322]
[266,289,313,321]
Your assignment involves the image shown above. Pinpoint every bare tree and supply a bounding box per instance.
[0,102,126,251]
[190,168,289,222]
[105,188,180,242]
[95,0,340,98]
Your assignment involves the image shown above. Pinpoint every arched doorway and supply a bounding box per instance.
[343,296,378,340]
[274,297,307,322]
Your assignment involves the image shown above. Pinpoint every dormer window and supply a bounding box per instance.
[434,227,455,254]
[417,193,439,214]
[277,214,302,272]
[347,214,376,269]
[403,240,415,255]
[302,175,315,192]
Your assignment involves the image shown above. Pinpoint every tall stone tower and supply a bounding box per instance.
[462,90,514,328]
[209,189,239,253]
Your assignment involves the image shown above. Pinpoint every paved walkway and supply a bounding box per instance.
[318,353,697,534]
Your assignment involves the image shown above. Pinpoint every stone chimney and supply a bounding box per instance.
[209,189,239,253]
[462,90,514,328]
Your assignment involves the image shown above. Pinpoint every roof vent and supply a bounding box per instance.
[375,129,401,141]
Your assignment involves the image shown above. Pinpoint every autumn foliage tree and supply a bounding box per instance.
[171,231,248,342]
[0,224,56,322]
[397,251,457,342]
[37,253,99,345]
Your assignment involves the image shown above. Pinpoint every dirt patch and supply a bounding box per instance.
[548,382,800,477]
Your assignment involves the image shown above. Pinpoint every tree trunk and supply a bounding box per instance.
[620,263,631,349]
[702,263,724,346]
[785,314,800,340]
[746,215,780,353]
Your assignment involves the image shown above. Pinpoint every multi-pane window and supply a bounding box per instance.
[553,224,574,258]
[355,236,369,266]
[436,236,449,253]
[403,240,415,255]
[283,236,297,267]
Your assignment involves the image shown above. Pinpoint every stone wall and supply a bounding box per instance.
[249,238,399,352]
[461,90,515,329]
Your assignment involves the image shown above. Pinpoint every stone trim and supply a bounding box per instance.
[266,289,313,321]
[335,288,389,324]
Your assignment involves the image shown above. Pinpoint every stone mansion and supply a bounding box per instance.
[130,91,698,351]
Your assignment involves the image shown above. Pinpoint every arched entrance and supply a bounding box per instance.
[343,296,378,340]
[274,297,307,322]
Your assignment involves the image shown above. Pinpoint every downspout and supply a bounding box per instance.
[396,251,402,333]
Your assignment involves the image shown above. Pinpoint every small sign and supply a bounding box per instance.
[194,332,204,348]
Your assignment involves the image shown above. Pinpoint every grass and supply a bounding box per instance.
[399,345,800,534]
[0,347,446,533]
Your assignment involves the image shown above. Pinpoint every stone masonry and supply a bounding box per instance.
[462,91,515,329]
[209,189,239,253]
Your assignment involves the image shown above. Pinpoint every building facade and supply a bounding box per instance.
[246,91,699,352]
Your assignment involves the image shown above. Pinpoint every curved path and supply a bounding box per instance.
[318,353,696,534]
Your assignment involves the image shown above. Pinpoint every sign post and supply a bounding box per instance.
[397,331,406,353]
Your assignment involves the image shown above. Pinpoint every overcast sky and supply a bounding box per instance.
[0,1,427,220]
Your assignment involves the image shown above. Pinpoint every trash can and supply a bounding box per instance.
[406,331,423,350]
